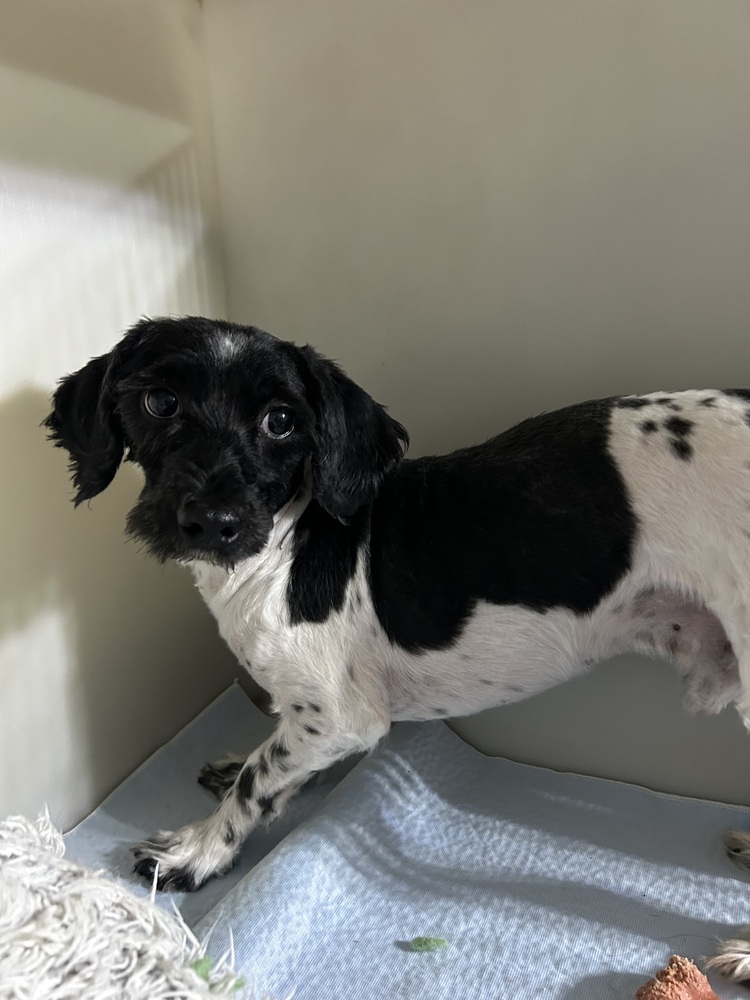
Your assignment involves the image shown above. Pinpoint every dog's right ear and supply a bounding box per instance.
[44,351,125,505]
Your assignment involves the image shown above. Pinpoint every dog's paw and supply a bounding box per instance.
[197,754,245,800]
[132,841,201,892]
[132,817,238,892]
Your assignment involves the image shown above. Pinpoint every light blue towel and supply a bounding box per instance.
[65,685,750,998]
[198,715,750,999]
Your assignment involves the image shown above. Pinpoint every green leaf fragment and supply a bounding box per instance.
[191,956,214,981]
[411,936,448,952]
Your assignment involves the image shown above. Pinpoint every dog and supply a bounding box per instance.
[45,316,750,914]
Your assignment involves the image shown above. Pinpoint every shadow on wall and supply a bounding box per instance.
[0,386,237,829]
[0,19,233,828]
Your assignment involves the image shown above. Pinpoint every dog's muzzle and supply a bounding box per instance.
[177,499,243,552]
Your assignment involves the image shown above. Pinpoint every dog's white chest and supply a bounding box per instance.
[188,513,300,689]
[187,503,374,710]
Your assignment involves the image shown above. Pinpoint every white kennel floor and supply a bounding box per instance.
[65,685,750,999]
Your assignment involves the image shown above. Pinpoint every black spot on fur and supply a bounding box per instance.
[304,725,320,735]
[431,707,448,715]
[672,623,681,631]
[369,398,636,651]
[198,760,244,800]
[292,704,304,713]
[308,703,322,713]
[347,662,356,680]
[663,416,694,461]
[269,740,290,759]
[257,794,277,817]
[615,397,649,409]
[256,756,269,777]
[663,416,694,437]
[639,420,658,433]
[700,397,717,407]
[480,679,493,685]
[237,765,256,802]
[223,824,237,846]
[669,438,693,461]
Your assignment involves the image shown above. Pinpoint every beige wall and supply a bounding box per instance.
[203,0,750,801]
[3,1,749,824]
[0,0,238,829]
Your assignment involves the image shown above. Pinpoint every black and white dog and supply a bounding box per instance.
[45,317,750,926]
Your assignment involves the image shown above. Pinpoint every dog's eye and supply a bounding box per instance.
[143,389,180,419]
[262,408,295,439]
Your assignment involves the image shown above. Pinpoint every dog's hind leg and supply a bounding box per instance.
[711,604,750,873]
[132,707,389,891]
[623,589,741,715]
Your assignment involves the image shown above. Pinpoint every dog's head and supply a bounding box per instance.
[45,317,408,566]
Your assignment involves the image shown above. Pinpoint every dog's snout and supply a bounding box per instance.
[177,500,242,549]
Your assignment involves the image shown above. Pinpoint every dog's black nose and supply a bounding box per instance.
[177,501,242,549]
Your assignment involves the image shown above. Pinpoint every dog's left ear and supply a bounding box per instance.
[44,350,125,505]
[299,347,409,521]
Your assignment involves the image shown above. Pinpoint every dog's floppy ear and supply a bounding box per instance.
[299,346,408,520]
[44,350,125,505]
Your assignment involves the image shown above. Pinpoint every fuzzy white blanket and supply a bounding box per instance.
[0,812,244,1000]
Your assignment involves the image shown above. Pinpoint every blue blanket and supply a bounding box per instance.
[66,686,750,998]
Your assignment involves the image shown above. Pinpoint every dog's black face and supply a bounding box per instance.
[45,317,408,567]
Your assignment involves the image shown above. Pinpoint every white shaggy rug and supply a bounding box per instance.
[0,812,246,1000]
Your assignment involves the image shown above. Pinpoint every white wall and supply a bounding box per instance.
[203,0,750,802]
[0,0,238,829]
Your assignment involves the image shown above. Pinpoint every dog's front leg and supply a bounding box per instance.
[132,708,388,891]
